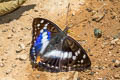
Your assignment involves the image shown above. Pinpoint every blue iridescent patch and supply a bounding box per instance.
[33,30,51,53]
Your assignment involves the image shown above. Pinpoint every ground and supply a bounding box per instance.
[0,0,120,80]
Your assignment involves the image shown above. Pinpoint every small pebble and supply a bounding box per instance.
[72,11,75,16]
[18,43,25,50]
[92,12,105,22]
[94,28,102,38]
[112,59,116,63]
[12,64,17,68]
[12,28,16,33]
[0,62,4,67]
[108,51,112,54]
[7,34,13,39]
[16,49,22,53]
[86,8,93,12]
[97,78,103,80]
[36,74,40,79]
[88,71,95,75]
[17,54,28,61]
[114,60,120,68]
[101,44,105,49]
[111,38,119,45]
[114,74,120,79]
[5,69,12,75]
[73,72,79,80]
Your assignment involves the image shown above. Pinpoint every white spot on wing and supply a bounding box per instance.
[75,52,78,56]
[32,47,35,50]
[72,56,76,60]
[68,52,72,58]
[40,29,43,33]
[47,64,50,67]
[37,24,40,27]
[40,20,44,23]
[63,52,68,59]
[77,49,80,54]
[68,66,71,70]
[43,26,47,29]
[34,40,36,43]
[55,66,58,69]
[81,59,84,63]
[43,63,45,65]
[45,23,49,27]
[51,65,54,68]
[83,54,86,59]
[44,50,63,59]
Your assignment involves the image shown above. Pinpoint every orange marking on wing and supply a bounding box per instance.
[36,56,44,63]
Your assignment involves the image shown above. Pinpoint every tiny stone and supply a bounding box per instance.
[112,59,116,63]
[86,8,93,12]
[36,74,40,79]
[12,28,16,33]
[73,72,79,80]
[111,38,119,45]
[17,54,28,61]
[101,44,105,49]
[114,60,120,68]
[7,34,13,39]
[117,41,120,45]
[97,78,103,80]
[25,27,31,30]
[12,64,17,68]
[108,51,112,54]
[72,11,75,16]
[16,49,22,53]
[88,71,95,75]
[94,28,102,38]
[2,29,8,32]
[92,12,105,22]
[103,42,108,45]
[0,62,4,67]
[88,48,91,52]
[18,43,25,50]
[5,69,12,75]
[114,74,120,79]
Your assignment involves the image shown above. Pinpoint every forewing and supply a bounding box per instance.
[30,18,62,63]
[32,18,62,42]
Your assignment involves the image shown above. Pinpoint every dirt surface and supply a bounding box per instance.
[0,0,120,80]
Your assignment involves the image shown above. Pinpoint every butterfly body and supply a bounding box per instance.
[30,18,91,72]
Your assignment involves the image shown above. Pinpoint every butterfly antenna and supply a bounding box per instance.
[64,3,71,33]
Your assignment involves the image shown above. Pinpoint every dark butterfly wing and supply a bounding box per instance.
[30,18,62,63]
[32,18,62,42]
[36,36,91,72]
[61,36,91,71]
[30,18,91,72]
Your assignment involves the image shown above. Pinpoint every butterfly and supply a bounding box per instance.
[30,18,91,72]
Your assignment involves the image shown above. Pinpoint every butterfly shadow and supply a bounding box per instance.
[0,4,36,24]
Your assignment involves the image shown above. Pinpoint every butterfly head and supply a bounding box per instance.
[63,26,70,34]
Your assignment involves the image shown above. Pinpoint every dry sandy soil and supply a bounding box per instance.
[0,0,120,80]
